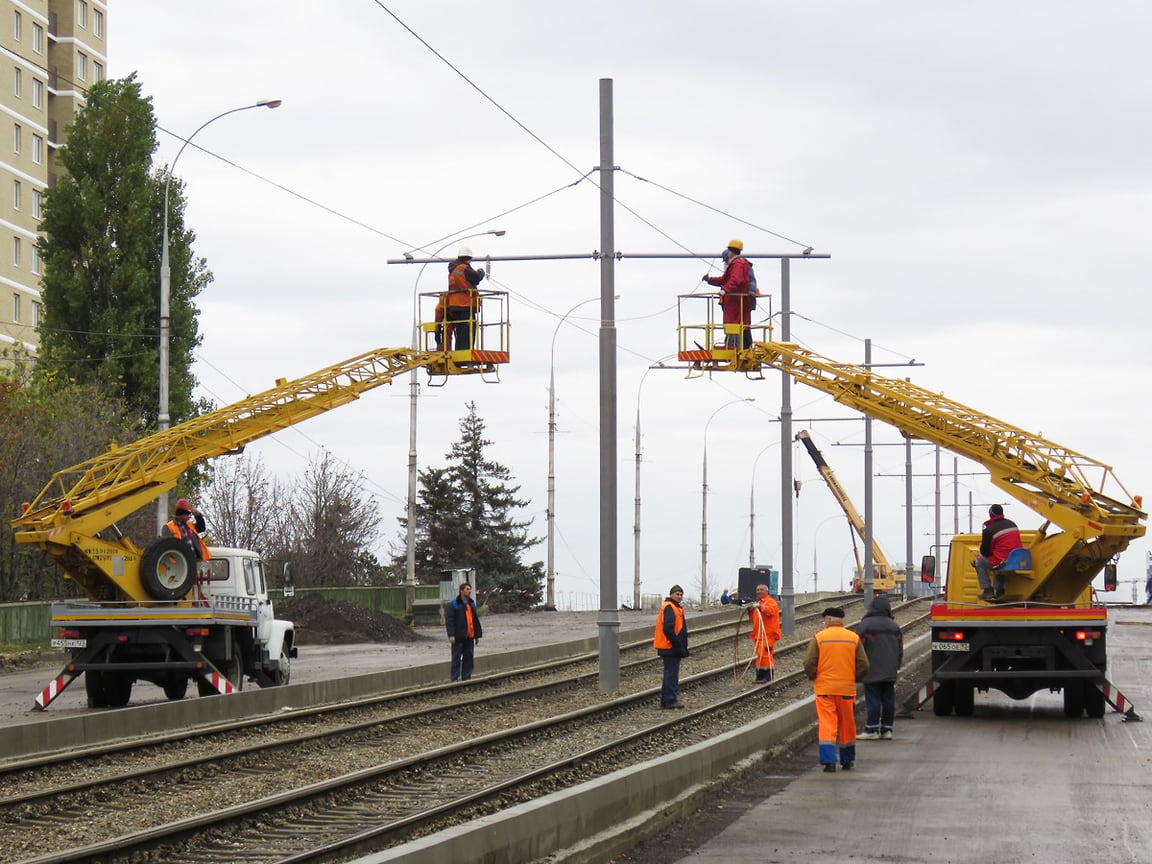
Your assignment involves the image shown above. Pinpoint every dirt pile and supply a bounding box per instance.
[278,595,432,645]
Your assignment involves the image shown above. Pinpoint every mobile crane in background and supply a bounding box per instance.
[14,292,509,710]
[677,297,1145,719]
[794,429,897,593]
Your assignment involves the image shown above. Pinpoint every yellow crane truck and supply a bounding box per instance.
[14,291,509,710]
[678,299,1145,720]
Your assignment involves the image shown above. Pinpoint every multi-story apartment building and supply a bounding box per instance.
[0,0,105,368]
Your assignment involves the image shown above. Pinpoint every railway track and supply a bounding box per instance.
[6,595,926,864]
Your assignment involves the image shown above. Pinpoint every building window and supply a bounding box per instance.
[77,52,87,81]
[31,245,41,275]
[93,9,103,38]
[31,300,40,327]
[13,10,20,42]
[13,124,20,154]
[93,61,103,82]
[77,1,87,29]
[32,189,41,218]
[12,180,20,210]
[13,67,20,98]
[32,23,42,54]
[32,78,42,109]
[13,236,20,267]
[12,292,19,323]
[31,134,42,164]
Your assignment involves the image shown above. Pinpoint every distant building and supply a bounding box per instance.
[0,0,106,369]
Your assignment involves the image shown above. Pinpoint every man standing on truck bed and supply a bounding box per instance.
[165,498,210,561]
[972,504,1021,601]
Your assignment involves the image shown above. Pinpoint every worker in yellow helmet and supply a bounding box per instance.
[703,239,752,349]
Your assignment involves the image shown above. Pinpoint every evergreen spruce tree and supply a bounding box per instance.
[393,403,543,609]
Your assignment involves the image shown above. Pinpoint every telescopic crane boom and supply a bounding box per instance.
[795,430,895,592]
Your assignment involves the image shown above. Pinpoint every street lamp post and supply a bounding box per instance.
[701,398,754,605]
[156,98,281,533]
[749,440,780,568]
[546,296,601,610]
[404,230,505,621]
[633,356,672,611]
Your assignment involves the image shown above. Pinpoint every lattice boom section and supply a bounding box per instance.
[750,342,1143,527]
[17,348,430,528]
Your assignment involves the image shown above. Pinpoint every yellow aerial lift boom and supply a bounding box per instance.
[13,291,510,605]
[677,299,1145,718]
[795,429,895,592]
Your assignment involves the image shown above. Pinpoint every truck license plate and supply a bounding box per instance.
[50,638,87,648]
[932,641,969,652]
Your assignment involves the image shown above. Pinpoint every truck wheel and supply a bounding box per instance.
[163,677,189,700]
[140,538,197,601]
[226,652,245,691]
[102,672,133,708]
[85,671,108,709]
[1084,682,1106,718]
[270,646,291,687]
[1062,682,1085,718]
[953,683,975,717]
[933,681,954,716]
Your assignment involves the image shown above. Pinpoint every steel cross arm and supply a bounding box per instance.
[14,347,437,538]
[748,341,1147,533]
[387,251,831,265]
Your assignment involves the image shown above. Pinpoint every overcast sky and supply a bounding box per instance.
[108,1,1152,605]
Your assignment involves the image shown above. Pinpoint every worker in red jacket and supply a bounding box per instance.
[703,239,752,349]
[973,504,1022,600]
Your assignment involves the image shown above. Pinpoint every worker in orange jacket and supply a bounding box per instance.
[446,246,485,350]
[803,606,869,772]
[653,584,689,709]
[165,497,211,562]
[748,583,781,683]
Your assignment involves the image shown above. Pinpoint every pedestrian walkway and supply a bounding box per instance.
[675,605,1152,863]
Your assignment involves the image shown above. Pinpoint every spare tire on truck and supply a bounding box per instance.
[139,537,198,601]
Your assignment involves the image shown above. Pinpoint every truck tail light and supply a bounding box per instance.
[57,629,81,638]
[1074,630,1102,641]
[116,634,129,643]
[937,630,965,642]
[186,628,210,637]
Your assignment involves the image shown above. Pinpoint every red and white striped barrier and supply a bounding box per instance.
[34,672,77,711]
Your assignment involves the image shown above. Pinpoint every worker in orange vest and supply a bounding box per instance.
[164,497,211,561]
[446,247,486,350]
[803,606,869,772]
[653,584,689,709]
[748,583,781,683]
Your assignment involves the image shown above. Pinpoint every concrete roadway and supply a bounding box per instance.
[674,605,1152,864]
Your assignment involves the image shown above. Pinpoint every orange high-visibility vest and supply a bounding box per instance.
[812,625,861,696]
[652,600,684,650]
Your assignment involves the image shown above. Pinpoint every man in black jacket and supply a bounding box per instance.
[445,582,483,681]
[856,594,903,740]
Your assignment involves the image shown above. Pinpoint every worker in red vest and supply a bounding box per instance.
[803,607,869,772]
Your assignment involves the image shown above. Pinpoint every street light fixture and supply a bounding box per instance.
[749,440,781,568]
[701,397,755,605]
[404,230,505,621]
[632,355,674,611]
[546,295,615,610]
[156,98,281,532]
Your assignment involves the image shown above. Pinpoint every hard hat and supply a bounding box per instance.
[175,498,193,513]
[458,246,473,259]
[727,239,744,252]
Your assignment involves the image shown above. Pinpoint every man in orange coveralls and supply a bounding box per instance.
[748,583,781,683]
[803,607,869,772]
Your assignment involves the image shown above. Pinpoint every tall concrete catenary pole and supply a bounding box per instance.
[863,338,874,601]
[779,259,795,634]
[597,79,620,692]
